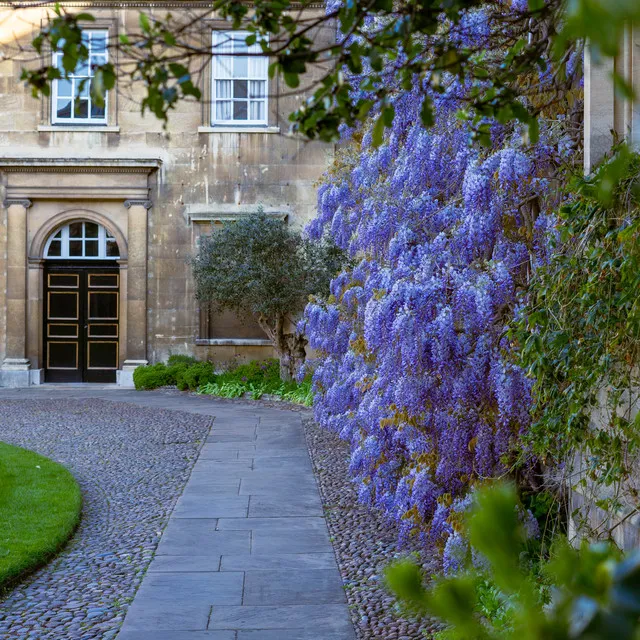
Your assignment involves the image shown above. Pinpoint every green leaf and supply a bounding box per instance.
[139,12,151,33]
[384,560,428,609]
[371,113,386,147]
[283,71,300,88]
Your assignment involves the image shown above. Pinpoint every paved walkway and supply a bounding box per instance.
[0,388,354,640]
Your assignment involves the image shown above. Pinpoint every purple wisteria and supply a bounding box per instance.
[304,16,576,553]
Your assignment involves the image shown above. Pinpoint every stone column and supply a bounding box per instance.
[1,199,32,387]
[584,43,615,174]
[27,257,44,381]
[120,199,151,387]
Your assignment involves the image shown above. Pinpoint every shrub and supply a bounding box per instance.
[179,361,215,391]
[133,363,172,390]
[217,359,280,387]
[167,354,198,367]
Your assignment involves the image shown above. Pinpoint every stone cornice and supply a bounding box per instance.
[185,203,290,223]
[0,157,162,174]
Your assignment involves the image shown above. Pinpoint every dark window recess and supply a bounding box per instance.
[200,306,266,340]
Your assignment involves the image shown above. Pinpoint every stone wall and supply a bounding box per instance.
[0,1,334,381]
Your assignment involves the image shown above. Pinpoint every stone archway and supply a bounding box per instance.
[0,157,159,387]
[30,209,128,261]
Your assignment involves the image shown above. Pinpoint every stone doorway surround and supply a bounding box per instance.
[0,157,161,387]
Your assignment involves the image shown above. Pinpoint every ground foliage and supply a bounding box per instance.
[302,2,580,558]
[133,357,314,405]
[385,483,640,640]
[512,149,640,528]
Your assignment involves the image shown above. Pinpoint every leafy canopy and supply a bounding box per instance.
[192,212,341,324]
[11,0,640,143]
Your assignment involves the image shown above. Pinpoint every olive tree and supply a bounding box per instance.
[192,212,342,380]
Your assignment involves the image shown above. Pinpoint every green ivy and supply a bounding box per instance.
[511,148,640,511]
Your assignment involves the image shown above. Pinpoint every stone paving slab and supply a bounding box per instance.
[117,632,235,640]
[208,604,354,632]
[243,568,346,605]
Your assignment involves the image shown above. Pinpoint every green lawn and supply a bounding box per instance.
[0,442,82,590]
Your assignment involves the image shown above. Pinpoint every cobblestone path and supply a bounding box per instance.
[0,397,212,640]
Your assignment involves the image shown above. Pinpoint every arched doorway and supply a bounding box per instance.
[43,220,121,382]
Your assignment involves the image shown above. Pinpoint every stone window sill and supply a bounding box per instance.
[38,125,120,133]
[195,338,272,346]
[197,126,281,134]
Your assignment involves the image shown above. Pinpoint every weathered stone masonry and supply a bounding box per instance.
[0,1,334,386]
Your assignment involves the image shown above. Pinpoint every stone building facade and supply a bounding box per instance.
[0,1,333,386]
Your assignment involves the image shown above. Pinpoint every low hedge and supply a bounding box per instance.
[133,358,215,391]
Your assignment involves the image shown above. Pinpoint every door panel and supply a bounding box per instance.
[47,341,78,370]
[44,265,119,383]
[84,269,119,383]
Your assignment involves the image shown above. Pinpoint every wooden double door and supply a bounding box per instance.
[44,264,120,383]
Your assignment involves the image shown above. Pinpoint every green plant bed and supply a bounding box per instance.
[198,359,314,406]
[0,442,82,591]
[134,357,314,406]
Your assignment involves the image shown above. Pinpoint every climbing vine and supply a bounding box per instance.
[513,150,640,529]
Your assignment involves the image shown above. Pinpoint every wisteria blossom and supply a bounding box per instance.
[304,8,577,555]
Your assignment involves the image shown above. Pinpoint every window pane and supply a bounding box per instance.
[232,35,248,54]
[75,99,89,119]
[75,59,89,77]
[69,222,83,238]
[234,80,248,99]
[214,33,234,55]
[105,240,120,258]
[90,55,107,74]
[57,99,72,119]
[217,56,233,79]
[216,101,232,121]
[249,80,266,98]
[57,79,73,97]
[233,101,248,120]
[248,55,268,79]
[91,32,107,53]
[85,222,99,238]
[69,240,83,257]
[78,81,90,97]
[249,100,265,121]
[47,240,61,257]
[233,56,248,78]
[216,80,232,99]
[85,240,99,257]
[91,102,106,119]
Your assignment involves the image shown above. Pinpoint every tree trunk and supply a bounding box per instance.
[257,313,307,381]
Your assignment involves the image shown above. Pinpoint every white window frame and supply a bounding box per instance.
[51,29,109,125]
[211,30,269,127]
[44,222,120,260]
